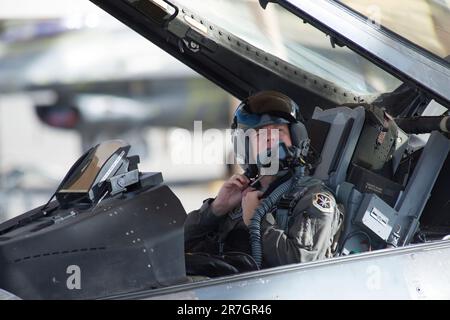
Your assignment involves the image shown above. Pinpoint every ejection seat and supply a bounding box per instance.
[307,106,366,254]
[309,106,365,191]
[308,105,450,255]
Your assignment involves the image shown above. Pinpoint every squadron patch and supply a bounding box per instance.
[312,193,335,213]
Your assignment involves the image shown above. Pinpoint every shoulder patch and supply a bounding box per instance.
[312,192,335,213]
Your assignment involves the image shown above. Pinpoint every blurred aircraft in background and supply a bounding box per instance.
[0,12,230,154]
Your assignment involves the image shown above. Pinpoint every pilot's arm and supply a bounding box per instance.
[185,174,249,252]
[184,199,226,252]
[260,189,342,268]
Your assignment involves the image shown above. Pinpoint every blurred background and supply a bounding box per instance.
[0,0,448,223]
[0,0,235,222]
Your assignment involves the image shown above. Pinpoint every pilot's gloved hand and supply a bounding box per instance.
[211,174,250,216]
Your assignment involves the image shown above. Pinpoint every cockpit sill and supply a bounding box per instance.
[102,238,450,300]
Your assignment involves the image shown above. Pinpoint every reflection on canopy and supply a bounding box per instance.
[173,0,402,95]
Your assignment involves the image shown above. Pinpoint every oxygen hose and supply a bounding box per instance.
[248,167,305,268]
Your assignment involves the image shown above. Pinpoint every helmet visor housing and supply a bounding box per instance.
[232,90,302,131]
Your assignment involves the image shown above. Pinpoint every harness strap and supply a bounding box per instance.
[276,187,308,231]
[275,177,323,232]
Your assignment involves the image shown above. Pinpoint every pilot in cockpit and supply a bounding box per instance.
[184,91,343,277]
